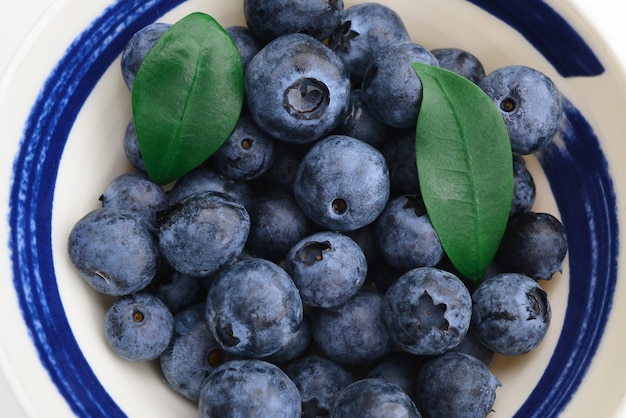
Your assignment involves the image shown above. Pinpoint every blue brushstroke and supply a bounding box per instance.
[468,0,605,77]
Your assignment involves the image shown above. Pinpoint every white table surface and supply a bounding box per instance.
[1,0,624,416]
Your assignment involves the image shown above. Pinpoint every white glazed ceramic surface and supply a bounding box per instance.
[1,0,625,417]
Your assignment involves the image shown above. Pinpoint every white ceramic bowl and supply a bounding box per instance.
[1,0,625,416]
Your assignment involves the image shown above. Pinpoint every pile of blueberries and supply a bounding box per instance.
[68,1,568,417]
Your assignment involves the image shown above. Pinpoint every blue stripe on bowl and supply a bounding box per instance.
[6,0,618,417]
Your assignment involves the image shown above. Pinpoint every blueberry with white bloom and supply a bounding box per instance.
[121,22,171,90]
[332,378,421,418]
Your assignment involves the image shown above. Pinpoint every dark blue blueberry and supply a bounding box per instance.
[167,164,253,209]
[121,22,171,90]
[379,128,420,196]
[375,194,443,272]
[431,47,485,84]
[362,42,439,129]
[243,0,343,45]
[415,352,500,418]
[225,26,261,73]
[370,258,403,295]
[331,378,421,418]
[479,65,562,155]
[210,109,275,181]
[123,120,146,173]
[334,89,391,146]
[250,141,310,196]
[99,171,168,227]
[343,223,379,266]
[382,267,472,355]
[366,351,427,402]
[446,326,494,365]
[328,3,411,83]
[68,207,159,296]
[104,292,174,362]
[496,211,568,280]
[510,155,536,217]
[198,359,301,418]
[160,304,236,402]
[293,135,390,231]
[285,354,353,417]
[205,258,303,358]
[246,195,314,261]
[263,314,312,365]
[147,262,205,315]
[158,191,250,277]
[245,33,351,144]
[284,231,367,309]
[472,273,551,355]
[311,291,393,365]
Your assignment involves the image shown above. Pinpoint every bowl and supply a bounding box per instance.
[1,0,625,416]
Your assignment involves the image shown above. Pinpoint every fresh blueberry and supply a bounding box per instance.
[167,164,253,209]
[362,42,439,129]
[205,258,303,358]
[250,141,310,196]
[293,135,390,231]
[263,314,312,365]
[159,304,235,402]
[285,354,353,418]
[496,211,568,280]
[158,191,250,277]
[245,33,351,144]
[284,231,367,309]
[366,351,427,402]
[479,65,562,155]
[225,26,261,72]
[104,292,174,362]
[382,267,472,355]
[121,22,171,90]
[333,89,391,146]
[472,273,551,355]
[123,120,146,173]
[328,2,411,83]
[310,291,393,365]
[331,378,421,418]
[210,109,275,181]
[246,194,314,261]
[68,207,159,296]
[99,172,168,227]
[415,352,500,418]
[431,47,485,84]
[379,128,420,196]
[243,0,343,45]
[147,262,205,315]
[446,326,494,365]
[343,223,379,266]
[198,359,301,418]
[510,155,536,217]
[375,194,444,272]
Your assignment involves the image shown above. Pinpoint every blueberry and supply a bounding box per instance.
[198,359,301,418]
[366,352,427,402]
[121,22,171,90]
[123,120,146,173]
[379,128,420,196]
[284,231,367,309]
[382,267,472,355]
[250,141,310,196]
[375,194,444,272]
[205,258,303,358]
[244,0,343,45]
[334,89,391,146]
[245,33,351,144]
[331,378,421,418]
[68,207,159,296]
[415,352,500,418]
[293,135,390,231]
[210,109,275,181]
[362,42,439,129]
[479,65,562,155]
[263,314,312,365]
[147,263,205,315]
[159,304,235,401]
[472,273,551,355]
[99,172,168,227]
[104,293,174,361]
[446,326,494,365]
[328,2,411,83]
[158,191,250,277]
[310,291,393,365]
[496,211,568,280]
[431,47,485,84]
[246,194,314,261]
[225,26,261,72]
[285,354,353,418]
[510,155,536,217]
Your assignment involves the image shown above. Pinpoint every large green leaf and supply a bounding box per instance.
[132,12,244,185]
[412,61,513,281]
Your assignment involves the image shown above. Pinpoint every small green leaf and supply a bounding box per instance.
[132,12,244,184]
[412,61,513,281]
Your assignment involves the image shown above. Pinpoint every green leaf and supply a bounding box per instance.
[412,61,513,281]
[132,12,244,185]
